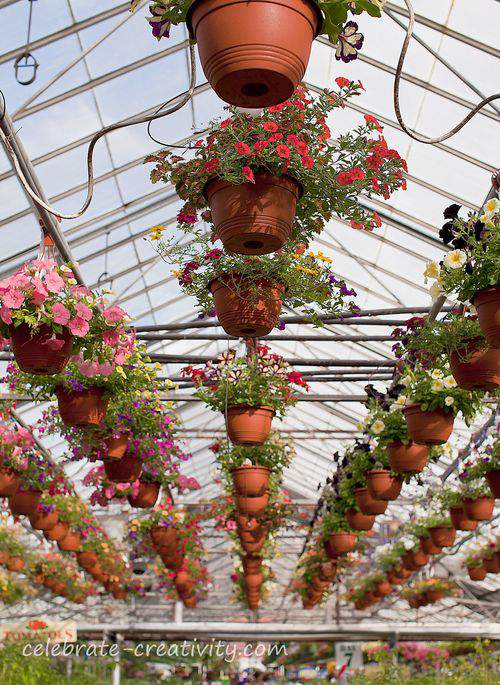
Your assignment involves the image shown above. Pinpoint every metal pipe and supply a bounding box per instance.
[149,355,397,367]
[136,333,400,342]
[163,394,367,403]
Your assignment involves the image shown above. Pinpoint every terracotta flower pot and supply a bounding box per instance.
[483,556,500,574]
[319,562,337,582]
[426,589,444,603]
[9,323,73,375]
[102,432,129,461]
[9,489,42,516]
[326,532,357,556]
[449,506,478,531]
[150,526,178,550]
[244,572,263,590]
[58,531,81,552]
[387,441,429,473]
[346,507,375,531]
[210,276,284,337]
[236,492,269,517]
[419,536,442,556]
[175,571,193,594]
[236,514,264,532]
[486,470,500,498]
[112,589,127,600]
[241,537,266,554]
[410,549,429,567]
[232,464,270,496]
[311,575,329,593]
[429,526,456,548]
[403,403,454,445]
[187,0,321,107]
[238,528,265,545]
[463,496,495,521]
[161,552,184,571]
[127,481,160,508]
[56,386,109,427]
[473,286,500,347]
[247,596,260,610]
[44,521,69,542]
[6,556,24,572]
[104,453,142,483]
[242,555,262,574]
[0,468,21,497]
[401,552,418,572]
[205,173,302,255]
[366,470,402,501]
[354,487,388,515]
[450,341,500,390]
[468,565,487,581]
[226,406,275,447]
[77,551,98,570]
[394,565,412,580]
[375,581,392,597]
[29,509,58,531]
[183,594,197,609]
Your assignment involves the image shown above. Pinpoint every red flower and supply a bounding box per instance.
[276,144,290,159]
[296,141,309,156]
[335,77,351,88]
[301,156,314,168]
[234,141,251,155]
[364,114,383,132]
[201,158,220,173]
[242,166,255,183]
[253,140,268,153]
[263,121,278,132]
[372,211,382,228]
[350,220,365,230]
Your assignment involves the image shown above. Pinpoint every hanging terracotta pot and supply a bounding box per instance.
[29,509,58,531]
[6,556,24,572]
[483,555,500,574]
[0,468,21,497]
[56,386,109,427]
[238,528,265,546]
[429,526,456,548]
[427,589,445,603]
[186,0,321,107]
[9,323,73,375]
[150,525,178,550]
[449,340,500,390]
[242,555,262,574]
[486,470,500,498]
[77,551,98,570]
[210,275,284,337]
[354,487,388,515]
[366,470,402,501]
[375,581,392,597]
[102,432,129,461]
[463,496,495,521]
[127,481,160,508]
[387,441,429,473]
[326,532,357,555]
[183,594,197,609]
[232,465,270,496]
[319,562,336,582]
[104,453,142,484]
[112,588,127,600]
[419,536,442,556]
[236,514,265,531]
[226,406,275,446]
[401,552,418,572]
[206,173,302,255]
[472,286,500,347]
[346,507,375,531]
[235,492,269,517]
[449,506,478,531]
[160,551,184,571]
[244,571,264,591]
[175,570,194,594]
[468,565,487,581]
[403,403,454,445]
[241,537,266,554]
[44,521,69,542]
[58,531,81,552]
[247,596,260,610]
[394,565,412,581]
[9,489,42,516]
[410,549,429,568]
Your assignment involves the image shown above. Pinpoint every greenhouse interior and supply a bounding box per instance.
[0,0,498,683]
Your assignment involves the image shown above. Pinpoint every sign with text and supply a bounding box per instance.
[335,641,363,675]
[0,618,77,643]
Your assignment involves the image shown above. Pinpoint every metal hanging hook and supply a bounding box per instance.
[14,0,39,85]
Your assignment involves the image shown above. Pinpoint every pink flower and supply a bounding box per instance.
[30,277,48,305]
[0,307,12,325]
[2,289,25,309]
[103,330,120,347]
[68,316,90,337]
[104,486,116,499]
[44,270,65,294]
[75,301,92,321]
[115,482,130,492]
[102,306,125,324]
[187,477,201,490]
[52,302,70,326]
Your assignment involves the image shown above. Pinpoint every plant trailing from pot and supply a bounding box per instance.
[134,1,385,106]
[458,435,500,499]
[183,346,308,444]
[458,476,495,522]
[0,258,130,375]
[425,201,499,346]
[0,421,35,497]
[321,509,357,556]
[147,83,406,254]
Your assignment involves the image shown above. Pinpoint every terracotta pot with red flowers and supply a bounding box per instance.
[44,521,70,542]
[463,496,495,521]
[403,403,454,445]
[127,480,160,508]
[77,551,98,570]
[175,570,194,595]
[104,453,142,484]
[429,525,456,548]
[472,286,500,347]
[232,465,270,496]
[183,594,197,609]
[387,441,429,473]
[56,386,109,428]
[354,487,388,516]
[58,530,81,552]
[346,508,375,531]
[9,489,42,516]
[150,525,178,550]
[29,508,58,532]
[449,506,478,531]
[366,470,402,502]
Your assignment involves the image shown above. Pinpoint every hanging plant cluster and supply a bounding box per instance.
[291,546,350,609]
[400,578,459,609]
[463,536,500,580]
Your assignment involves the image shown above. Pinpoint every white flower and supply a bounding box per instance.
[445,396,455,406]
[431,379,444,392]
[444,375,457,388]
[400,375,412,387]
[483,197,500,216]
[431,369,443,379]
[429,281,443,301]
[371,419,385,435]
[423,261,440,280]
[394,395,407,406]
[444,249,467,269]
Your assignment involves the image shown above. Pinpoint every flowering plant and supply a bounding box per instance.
[0,258,130,362]
[0,570,30,605]
[364,401,410,446]
[137,0,385,48]
[424,201,500,304]
[147,84,406,244]
[0,421,34,471]
[210,431,295,474]
[458,476,492,501]
[182,346,308,416]
[436,485,463,510]
[458,437,499,479]
[399,363,484,423]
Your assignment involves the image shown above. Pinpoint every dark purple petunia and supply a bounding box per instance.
[335,21,364,63]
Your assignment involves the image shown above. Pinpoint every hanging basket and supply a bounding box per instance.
[205,173,302,255]
[403,403,454,445]
[386,441,429,473]
[102,432,129,461]
[226,406,274,446]
[235,492,269,517]
[243,571,264,591]
[449,506,478,531]
[463,496,494,521]
[472,286,500,347]
[150,525,178,550]
[77,551,99,570]
[0,468,21,498]
[56,386,109,428]
[426,589,444,603]
[104,453,142,483]
[57,531,81,552]
[9,323,73,375]
[29,509,58,531]
[468,565,487,581]
[354,487,388,515]
[365,470,402,501]
[186,0,322,107]
[449,340,500,390]
[429,525,456,548]
[183,594,197,608]
[127,481,160,508]
[210,275,284,337]
[419,536,442,556]
[325,532,357,556]
[9,489,42,516]
[232,464,270,496]
[242,555,262,574]
[483,556,500,574]
[44,521,69,542]
[486,470,500,498]
[6,556,24,572]
[345,508,375,531]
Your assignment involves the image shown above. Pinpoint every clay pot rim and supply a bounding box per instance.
[231,464,271,475]
[186,0,324,42]
[203,170,304,204]
[208,272,287,296]
[366,469,399,477]
[471,285,500,305]
[227,406,275,416]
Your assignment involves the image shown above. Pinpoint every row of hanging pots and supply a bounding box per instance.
[467,552,500,580]
[150,525,184,571]
[242,554,264,610]
[302,561,337,609]
[225,405,275,445]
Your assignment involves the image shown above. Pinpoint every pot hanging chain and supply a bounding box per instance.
[0,43,197,220]
[394,0,500,144]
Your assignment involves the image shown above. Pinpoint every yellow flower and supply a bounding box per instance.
[423,261,440,280]
[444,249,466,269]
[295,265,319,275]
[149,225,166,240]
[315,250,333,263]
[115,366,126,378]
[483,197,500,216]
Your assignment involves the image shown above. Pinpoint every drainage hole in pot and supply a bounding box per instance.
[241,83,269,98]
[240,327,257,335]
[243,240,264,249]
